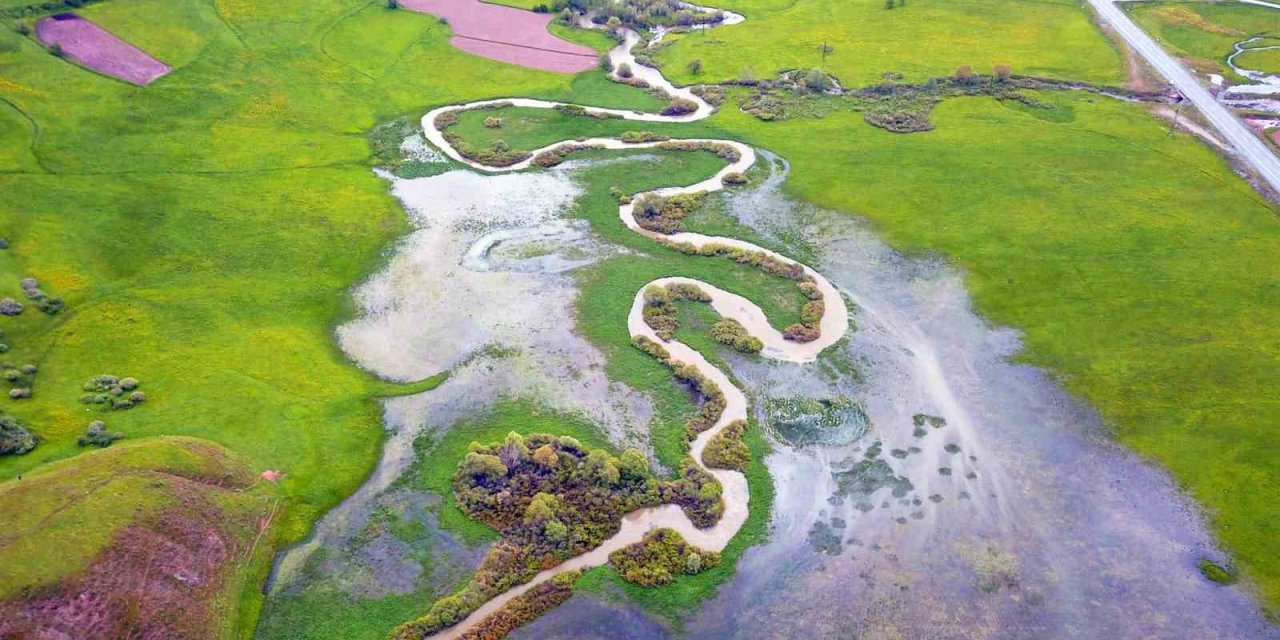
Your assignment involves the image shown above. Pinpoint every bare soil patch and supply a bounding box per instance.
[35,14,170,86]
[0,480,255,640]
[399,0,596,73]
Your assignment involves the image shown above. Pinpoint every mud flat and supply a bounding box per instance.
[35,14,170,85]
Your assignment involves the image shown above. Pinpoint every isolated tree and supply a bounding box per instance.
[687,59,703,75]
[994,64,1011,82]
[954,65,973,84]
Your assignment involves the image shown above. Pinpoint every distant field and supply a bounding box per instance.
[1128,1,1280,79]
[653,0,1126,87]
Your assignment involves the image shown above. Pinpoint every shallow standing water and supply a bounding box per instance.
[515,153,1280,640]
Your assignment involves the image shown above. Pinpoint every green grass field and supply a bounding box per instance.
[1128,1,1280,80]
[4,0,1280,632]
[652,0,1126,87]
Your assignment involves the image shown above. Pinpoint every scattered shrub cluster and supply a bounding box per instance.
[397,431,723,638]
[641,282,711,339]
[77,420,123,447]
[620,130,669,144]
[608,528,720,586]
[656,240,826,342]
[709,318,763,353]
[79,374,146,410]
[631,335,726,438]
[2,358,37,400]
[19,277,63,315]
[452,571,580,640]
[631,191,704,234]
[656,139,741,163]
[435,103,533,167]
[702,419,749,471]
[558,0,725,32]
[0,413,37,455]
[720,171,746,186]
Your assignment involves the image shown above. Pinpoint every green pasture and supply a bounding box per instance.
[1128,1,1280,80]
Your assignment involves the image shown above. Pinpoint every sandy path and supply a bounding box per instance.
[415,14,847,639]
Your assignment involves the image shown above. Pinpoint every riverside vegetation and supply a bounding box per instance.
[2,0,1280,634]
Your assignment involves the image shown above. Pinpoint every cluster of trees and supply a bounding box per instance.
[396,431,726,639]
[702,419,750,470]
[454,571,579,640]
[556,0,725,31]
[641,282,711,340]
[79,374,146,411]
[631,191,704,234]
[608,528,720,586]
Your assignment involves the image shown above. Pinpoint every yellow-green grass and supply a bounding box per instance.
[0,436,276,637]
[1236,44,1280,76]
[652,0,1126,87]
[1127,1,1280,80]
[0,0,660,634]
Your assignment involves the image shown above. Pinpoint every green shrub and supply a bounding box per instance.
[703,420,750,470]
[77,420,123,447]
[709,318,763,354]
[609,528,720,586]
[0,413,37,455]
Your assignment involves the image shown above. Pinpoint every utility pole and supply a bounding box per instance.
[1168,92,1184,136]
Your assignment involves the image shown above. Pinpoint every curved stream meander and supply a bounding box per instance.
[260,8,1280,640]
[414,12,848,639]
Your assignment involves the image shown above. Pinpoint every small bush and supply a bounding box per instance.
[617,63,632,78]
[0,298,23,316]
[661,97,699,116]
[0,413,37,455]
[8,388,30,399]
[483,116,502,129]
[77,420,123,447]
[49,43,63,57]
[721,172,746,186]
[709,318,763,354]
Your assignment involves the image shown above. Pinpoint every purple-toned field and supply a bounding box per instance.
[400,0,597,73]
[35,14,170,86]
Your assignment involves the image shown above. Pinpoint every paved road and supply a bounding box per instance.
[1088,0,1280,194]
